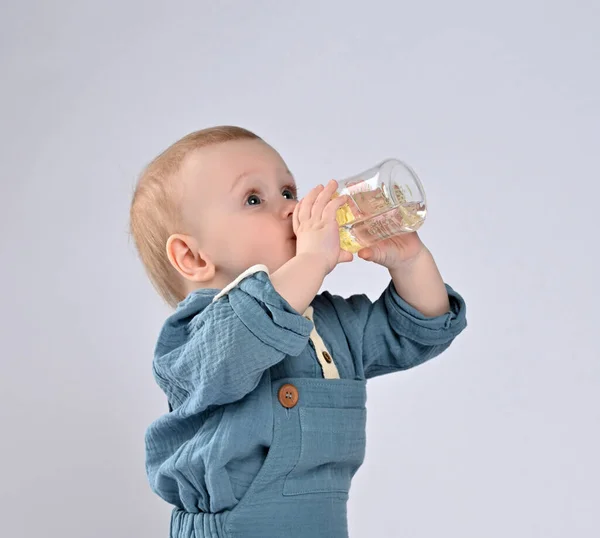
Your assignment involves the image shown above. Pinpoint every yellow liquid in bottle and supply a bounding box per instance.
[332,192,364,253]
[339,226,363,253]
[333,186,426,253]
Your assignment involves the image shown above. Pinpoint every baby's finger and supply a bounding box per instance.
[322,194,349,222]
[299,184,323,222]
[311,180,339,219]
[337,250,354,264]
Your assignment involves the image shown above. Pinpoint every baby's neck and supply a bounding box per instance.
[183,272,235,296]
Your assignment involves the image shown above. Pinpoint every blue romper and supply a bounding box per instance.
[145,264,467,538]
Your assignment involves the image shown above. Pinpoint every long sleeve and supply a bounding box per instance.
[145,267,314,512]
[153,267,314,413]
[322,279,467,380]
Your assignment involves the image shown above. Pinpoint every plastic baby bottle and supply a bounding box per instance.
[332,159,427,253]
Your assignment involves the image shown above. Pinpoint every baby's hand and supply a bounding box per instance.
[293,180,354,275]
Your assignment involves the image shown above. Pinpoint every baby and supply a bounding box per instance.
[130,126,467,538]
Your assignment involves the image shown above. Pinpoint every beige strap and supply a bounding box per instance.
[303,306,340,379]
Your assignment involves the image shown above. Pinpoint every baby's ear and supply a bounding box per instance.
[166,233,215,283]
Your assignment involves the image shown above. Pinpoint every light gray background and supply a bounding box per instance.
[1,1,599,537]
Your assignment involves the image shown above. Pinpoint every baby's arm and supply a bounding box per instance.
[154,265,321,415]
[360,280,465,378]
[321,251,467,379]
[388,247,451,318]
[271,252,329,315]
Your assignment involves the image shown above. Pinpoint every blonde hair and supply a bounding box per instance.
[129,125,261,308]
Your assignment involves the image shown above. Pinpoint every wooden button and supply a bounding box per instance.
[322,351,333,363]
[278,383,299,408]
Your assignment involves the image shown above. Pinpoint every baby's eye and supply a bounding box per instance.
[282,188,296,200]
[245,187,297,206]
[246,194,261,206]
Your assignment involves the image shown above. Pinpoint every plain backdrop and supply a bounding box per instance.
[1,1,599,537]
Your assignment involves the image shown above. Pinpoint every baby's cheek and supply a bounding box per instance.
[236,228,265,255]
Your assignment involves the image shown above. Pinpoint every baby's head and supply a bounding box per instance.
[129,126,299,308]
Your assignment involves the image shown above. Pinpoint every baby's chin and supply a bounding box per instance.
[268,243,297,273]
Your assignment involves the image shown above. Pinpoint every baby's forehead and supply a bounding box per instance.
[177,140,290,214]
[180,140,289,195]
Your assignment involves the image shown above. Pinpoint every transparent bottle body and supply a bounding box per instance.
[332,159,427,253]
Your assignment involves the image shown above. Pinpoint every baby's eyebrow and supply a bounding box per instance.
[230,169,295,193]
[230,172,253,193]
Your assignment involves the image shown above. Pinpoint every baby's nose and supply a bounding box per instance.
[282,200,296,218]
